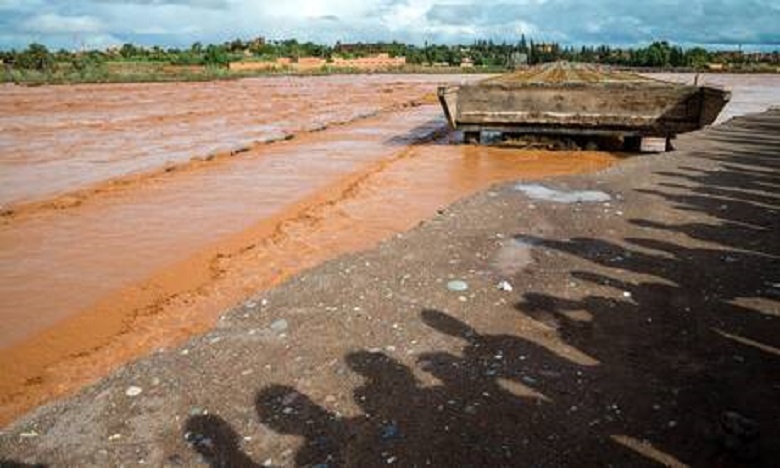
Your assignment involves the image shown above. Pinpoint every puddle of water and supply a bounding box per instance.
[514,183,612,203]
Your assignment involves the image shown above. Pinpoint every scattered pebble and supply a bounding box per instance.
[125,386,143,397]
[447,280,469,292]
[381,423,400,440]
[497,280,513,292]
[270,319,289,332]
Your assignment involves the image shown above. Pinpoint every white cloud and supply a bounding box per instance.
[22,13,105,34]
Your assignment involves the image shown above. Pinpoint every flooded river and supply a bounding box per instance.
[1,73,776,425]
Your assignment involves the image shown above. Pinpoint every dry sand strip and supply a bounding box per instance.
[2,110,779,467]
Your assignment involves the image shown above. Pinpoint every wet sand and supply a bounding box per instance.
[0,75,616,426]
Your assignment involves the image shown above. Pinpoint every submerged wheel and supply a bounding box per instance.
[464,131,481,145]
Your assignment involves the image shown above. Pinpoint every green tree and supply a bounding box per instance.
[203,44,228,67]
[18,43,54,71]
[120,43,139,59]
[685,47,710,68]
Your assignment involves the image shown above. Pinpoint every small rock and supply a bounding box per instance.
[108,433,122,441]
[381,423,400,440]
[184,431,212,449]
[387,456,397,464]
[497,280,513,292]
[447,280,469,292]
[270,319,289,332]
[720,411,759,459]
[125,386,143,397]
[721,411,758,439]
[19,430,39,438]
[622,291,632,298]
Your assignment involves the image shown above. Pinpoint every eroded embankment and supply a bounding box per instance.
[0,99,618,426]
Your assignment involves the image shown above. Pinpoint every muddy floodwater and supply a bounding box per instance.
[0,73,776,425]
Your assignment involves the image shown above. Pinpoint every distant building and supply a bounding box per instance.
[330,53,406,70]
[229,53,407,73]
[460,57,474,68]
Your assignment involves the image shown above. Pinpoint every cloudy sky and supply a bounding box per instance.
[1,0,778,50]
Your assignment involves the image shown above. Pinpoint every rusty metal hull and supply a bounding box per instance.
[438,65,730,141]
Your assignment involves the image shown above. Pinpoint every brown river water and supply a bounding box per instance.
[1,73,774,425]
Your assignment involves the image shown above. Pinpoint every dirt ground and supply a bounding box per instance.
[1,105,778,466]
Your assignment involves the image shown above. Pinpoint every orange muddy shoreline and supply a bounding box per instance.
[0,77,618,427]
[0,127,618,427]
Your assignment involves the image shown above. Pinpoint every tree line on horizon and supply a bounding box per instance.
[2,35,778,78]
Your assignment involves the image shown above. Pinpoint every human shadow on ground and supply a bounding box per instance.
[183,111,779,466]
